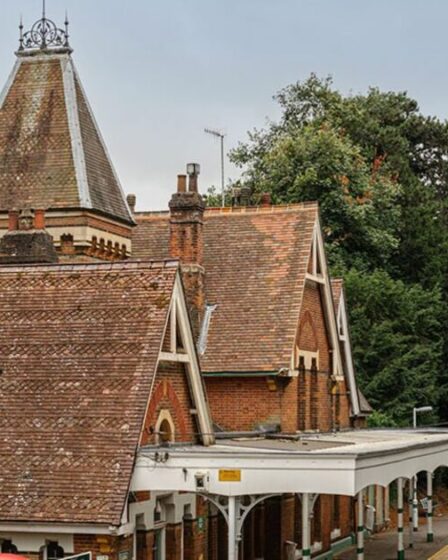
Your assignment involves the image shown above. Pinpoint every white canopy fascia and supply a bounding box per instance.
[131,431,448,498]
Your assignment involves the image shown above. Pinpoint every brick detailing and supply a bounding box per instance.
[296,283,336,432]
[183,496,208,560]
[207,512,219,560]
[74,534,132,560]
[169,183,205,338]
[142,362,197,445]
[166,524,183,559]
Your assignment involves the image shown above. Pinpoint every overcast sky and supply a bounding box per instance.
[1,0,447,210]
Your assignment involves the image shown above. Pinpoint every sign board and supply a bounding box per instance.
[219,469,242,482]
[64,553,92,560]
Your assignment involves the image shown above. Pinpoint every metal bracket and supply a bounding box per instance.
[297,493,319,518]
[199,493,280,541]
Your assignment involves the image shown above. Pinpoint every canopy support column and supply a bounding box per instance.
[408,480,413,548]
[228,496,237,560]
[427,471,434,543]
[397,478,405,560]
[412,476,419,532]
[301,493,311,559]
[357,490,364,560]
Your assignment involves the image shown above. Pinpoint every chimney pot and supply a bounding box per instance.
[127,194,136,214]
[186,163,200,193]
[177,175,187,193]
[8,211,19,231]
[34,209,45,230]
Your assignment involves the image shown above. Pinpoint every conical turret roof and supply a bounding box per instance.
[0,15,133,224]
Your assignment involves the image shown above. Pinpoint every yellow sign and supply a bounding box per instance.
[219,469,242,482]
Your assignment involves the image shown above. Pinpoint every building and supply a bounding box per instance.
[0,9,444,560]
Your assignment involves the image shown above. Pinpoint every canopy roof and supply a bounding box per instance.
[132,429,448,498]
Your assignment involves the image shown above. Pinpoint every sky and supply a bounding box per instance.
[1,0,448,210]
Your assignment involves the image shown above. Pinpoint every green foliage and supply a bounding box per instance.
[345,269,443,425]
[367,411,397,429]
[230,75,448,425]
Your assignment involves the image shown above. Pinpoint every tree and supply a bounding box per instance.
[230,75,448,424]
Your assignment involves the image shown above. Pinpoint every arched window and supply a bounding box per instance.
[46,541,64,560]
[155,410,176,444]
[2,540,18,554]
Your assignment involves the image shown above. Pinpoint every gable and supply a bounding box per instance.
[297,219,344,379]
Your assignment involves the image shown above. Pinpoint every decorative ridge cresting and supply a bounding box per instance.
[18,3,71,53]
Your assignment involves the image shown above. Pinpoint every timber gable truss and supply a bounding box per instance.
[296,218,344,380]
[156,272,215,446]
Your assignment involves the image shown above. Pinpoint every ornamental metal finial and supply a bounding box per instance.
[18,2,71,53]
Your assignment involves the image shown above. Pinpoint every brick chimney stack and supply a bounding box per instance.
[0,209,58,264]
[169,164,205,338]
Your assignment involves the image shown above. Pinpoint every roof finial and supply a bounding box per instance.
[18,15,24,51]
[64,10,70,47]
[18,3,72,53]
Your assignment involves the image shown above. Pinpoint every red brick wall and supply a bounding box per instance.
[183,496,208,560]
[74,534,132,560]
[298,283,330,371]
[141,361,197,445]
[166,524,182,559]
[205,376,295,432]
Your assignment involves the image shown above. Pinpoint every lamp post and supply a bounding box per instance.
[205,128,226,207]
[413,406,433,429]
[412,406,433,533]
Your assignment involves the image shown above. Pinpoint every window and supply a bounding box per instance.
[46,542,64,560]
[155,410,176,445]
[2,540,18,554]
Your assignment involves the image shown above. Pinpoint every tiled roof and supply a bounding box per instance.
[0,260,177,524]
[0,53,133,224]
[133,203,319,373]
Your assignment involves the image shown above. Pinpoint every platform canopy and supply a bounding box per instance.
[132,429,448,497]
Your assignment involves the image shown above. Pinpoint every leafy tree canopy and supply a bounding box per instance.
[228,75,448,425]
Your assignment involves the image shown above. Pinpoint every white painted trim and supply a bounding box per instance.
[159,351,190,363]
[155,409,176,444]
[61,57,91,208]
[170,300,177,353]
[313,219,344,380]
[71,65,133,221]
[336,288,361,416]
[0,58,22,109]
[172,273,215,446]
[305,273,325,285]
[0,523,113,535]
[133,431,448,498]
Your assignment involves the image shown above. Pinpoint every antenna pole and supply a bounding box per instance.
[42,0,46,19]
[205,128,226,207]
[220,134,225,207]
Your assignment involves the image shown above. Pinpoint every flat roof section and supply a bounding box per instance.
[132,429,448,497]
